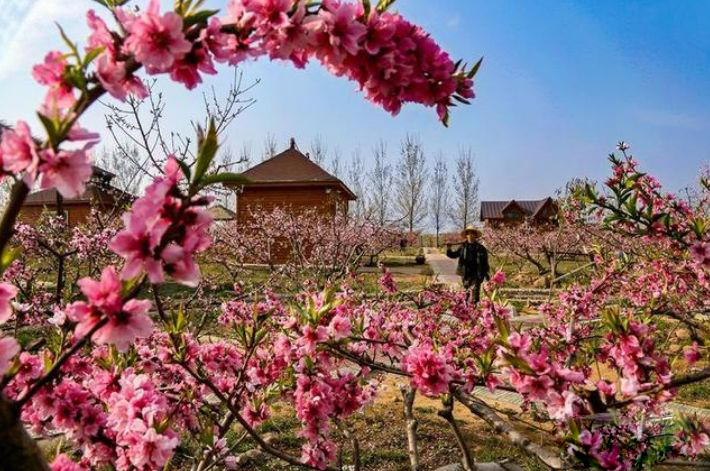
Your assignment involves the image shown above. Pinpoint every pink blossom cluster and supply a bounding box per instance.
[378,268,397,293]
[0,282,19,376]
[32,52,76,119]
[402,344,454,396]
[0,120,96,197]
[209,206,401,290]
[676,416,710,457]
[106,371,179,470]
[293,369,374,468]
[71,222,119,261]
[500,331,587,420]
[51,454,87,471]
[489,148,710,468]
[599,316,671,398]
[9,355,180,470]
[222,0,474,120]
[65,266,153,351]
[690,242,710,267]
[81,0,474,121]
[569,420,660,471]
[110,157,213,286]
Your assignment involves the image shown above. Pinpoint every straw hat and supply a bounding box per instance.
[461,226,481,237]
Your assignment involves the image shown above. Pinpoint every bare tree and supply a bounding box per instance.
[262,133,277,161]
[367,139,392,227]
[95,145,144,196]
[309,134,328,165]
[235,141,253,172]
[103,68,258,180]
[346,147,366,219]
[449,146,479,230]
[329,146,342,178]
[394,135,428,233]
[429,152,449,246]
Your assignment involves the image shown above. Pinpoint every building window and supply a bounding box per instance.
[505,211,522,220]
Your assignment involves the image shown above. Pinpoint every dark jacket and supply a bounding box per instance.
[446,241,490,281]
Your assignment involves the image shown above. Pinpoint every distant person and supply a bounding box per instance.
[446,226,489,302]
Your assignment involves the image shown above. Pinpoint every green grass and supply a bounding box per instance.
[677,378,710,408]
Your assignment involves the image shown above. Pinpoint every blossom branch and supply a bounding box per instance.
[179,361,339,471]
[453,390,568,470]
[14,317,108,410]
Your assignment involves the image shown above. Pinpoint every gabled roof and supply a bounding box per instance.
[480,197,556,220]
[24,166,133,206]
[209,204,236,221]
[501,200,526,214]
[24,185,133,206]
[236,139,356,200]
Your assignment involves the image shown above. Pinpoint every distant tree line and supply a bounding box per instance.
[259,134,481,245]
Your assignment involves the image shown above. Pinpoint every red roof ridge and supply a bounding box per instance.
[480,197,556,220]
[236,140,356,200]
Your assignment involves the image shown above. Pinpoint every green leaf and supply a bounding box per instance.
[56,23,80,60]
[376,0,396,13]
[0,247,19,275]
[625,193,638,216]
[467,57,483,79]
[494,316,510,342]
[183,9,219,28]
[121,276,142,298]
[174,304,187,332]
[191,119,219,188]
[176,158,192,182]
[175,0,191,15]
[37,112,60,150]
[67,67,88,93]
[362,0,371,16]
[92,0,130,6]
[83,47,105,68]
[199,172,249,188]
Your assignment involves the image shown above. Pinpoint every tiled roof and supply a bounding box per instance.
[239,139,356,199]
[24,184,134,206]
[480,198,554,220]
[24,166,131,206]
[243,143,337,182]
[209,204,236,221]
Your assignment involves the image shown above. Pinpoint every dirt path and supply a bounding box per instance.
[423,248,461,288]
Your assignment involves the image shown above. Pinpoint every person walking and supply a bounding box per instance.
[446,226,490,302]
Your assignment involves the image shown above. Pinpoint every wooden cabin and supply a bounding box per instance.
[228,138,356,226]
[480,197,558,226]
[19,166,134,226]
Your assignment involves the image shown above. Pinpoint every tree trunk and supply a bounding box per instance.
[435,463,525,471]
[400,385,419,471]
[438,396,474,471]
[0,395,50,471]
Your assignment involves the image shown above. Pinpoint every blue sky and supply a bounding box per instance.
[0,0,708,200]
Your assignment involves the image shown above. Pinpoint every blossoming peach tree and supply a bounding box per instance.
[0,0,478,469]
[0,1,709,471]
[208,206,402,290]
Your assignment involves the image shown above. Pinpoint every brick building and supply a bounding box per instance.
[19,166,134,226]
[229,138,356,226]
[480,197,557,225]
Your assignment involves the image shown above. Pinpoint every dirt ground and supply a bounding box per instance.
[233,376,550,471]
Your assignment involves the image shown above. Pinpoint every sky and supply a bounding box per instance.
[0,0,709,202]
